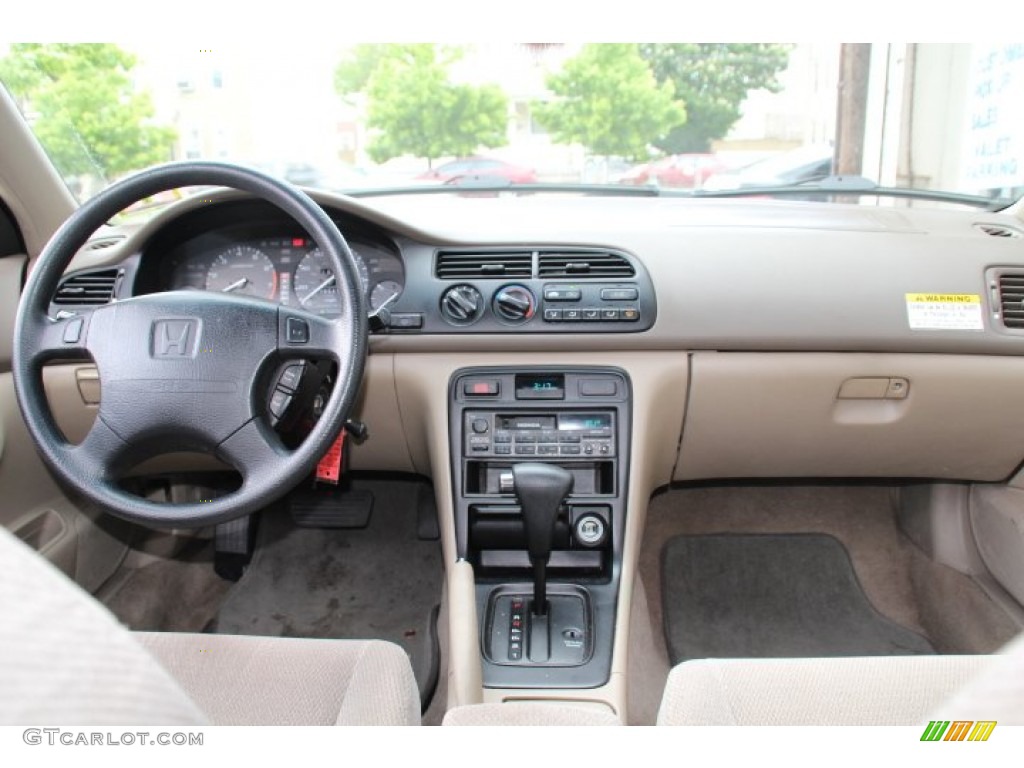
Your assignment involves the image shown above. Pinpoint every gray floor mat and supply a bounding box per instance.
[662,532,935,664]
[214,477,443,702]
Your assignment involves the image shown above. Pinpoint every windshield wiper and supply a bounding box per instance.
[692,175,1013,211]
[345,180,678,199]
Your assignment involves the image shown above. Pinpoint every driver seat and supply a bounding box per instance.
[0,526,421,726]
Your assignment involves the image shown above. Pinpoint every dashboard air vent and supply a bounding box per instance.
[53,268,120,306]
[85,236,126,251]
[976,224,1023,239]
[537,251,635,278]
[435,251,533,279]
[997,273,1024,329]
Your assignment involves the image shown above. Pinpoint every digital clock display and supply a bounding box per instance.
[514,373,565,400]
[558,413,612,431]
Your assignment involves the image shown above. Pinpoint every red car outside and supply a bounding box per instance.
[417,157,538,183]
[619,153,727,188]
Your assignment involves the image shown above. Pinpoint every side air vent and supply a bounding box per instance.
[976,224,1023,239]
[85,236,126,252]
[435,251,533,279]
[997,273,1024,329]
[537,251,635,278]
[53,268,120,306]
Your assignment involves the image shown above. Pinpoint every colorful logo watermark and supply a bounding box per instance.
[920,721,997,742]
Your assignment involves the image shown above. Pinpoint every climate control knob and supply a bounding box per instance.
[493,284,536,323]
[440,284,484,325]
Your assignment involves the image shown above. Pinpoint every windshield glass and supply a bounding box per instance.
[1,42,1022,209]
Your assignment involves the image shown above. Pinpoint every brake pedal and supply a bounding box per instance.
[290,488,374,529]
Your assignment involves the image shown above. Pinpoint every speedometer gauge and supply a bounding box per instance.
[293,248,369,317]
[205,246,277,299]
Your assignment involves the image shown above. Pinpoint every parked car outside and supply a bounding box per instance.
[417,156,538,183]
[618,153,728,188]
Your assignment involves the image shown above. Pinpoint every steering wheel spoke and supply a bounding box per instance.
[23,308,94,366]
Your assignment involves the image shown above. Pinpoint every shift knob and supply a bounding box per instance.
[513,463,574,562]
[512,463,573,616]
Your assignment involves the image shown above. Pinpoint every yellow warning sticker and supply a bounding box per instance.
[905,293,984,330]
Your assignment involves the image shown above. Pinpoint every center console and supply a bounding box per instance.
[449,366,630,689]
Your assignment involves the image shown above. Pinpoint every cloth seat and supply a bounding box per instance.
[657,638,1024,726]
[0,526,420,726]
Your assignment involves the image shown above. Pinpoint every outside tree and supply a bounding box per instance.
[0,44,176,179]
[335,45,508,167]
[533,44,685,161]
[639,44,791,154]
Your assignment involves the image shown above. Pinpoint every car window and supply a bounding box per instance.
[0,42,1021,208]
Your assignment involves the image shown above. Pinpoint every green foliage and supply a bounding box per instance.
[0,43,175,179]
[533,44,685,160]
[335,45,507,165]
[639,44,791,153]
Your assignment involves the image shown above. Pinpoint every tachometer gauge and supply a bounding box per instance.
[370,279,403,311]
[205,246,277,299]
[293,247,369,316]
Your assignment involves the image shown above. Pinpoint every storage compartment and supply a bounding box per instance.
[465,460,614,496]
[677,353,1024,481]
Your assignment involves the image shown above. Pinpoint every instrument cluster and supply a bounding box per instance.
[164,232,404,317]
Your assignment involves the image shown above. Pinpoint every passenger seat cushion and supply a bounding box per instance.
[136,633,421,726]
[658,655,993,726]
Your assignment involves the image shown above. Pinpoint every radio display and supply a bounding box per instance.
[559,413,612,431]
[515,373,565,400]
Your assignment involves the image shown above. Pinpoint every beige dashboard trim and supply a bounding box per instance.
[678,352,1024,482]
[393,351,688,719]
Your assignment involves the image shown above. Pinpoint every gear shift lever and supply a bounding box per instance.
[512,462,573,616]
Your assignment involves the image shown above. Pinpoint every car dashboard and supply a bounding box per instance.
[41,186,1024,714]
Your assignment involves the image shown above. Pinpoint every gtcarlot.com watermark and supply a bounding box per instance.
[23,728,203,747]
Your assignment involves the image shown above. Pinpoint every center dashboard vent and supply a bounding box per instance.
[53,268,121,306]
[537,251,635,278]
[435,251,533,279]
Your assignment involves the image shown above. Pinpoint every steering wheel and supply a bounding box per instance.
[11,162,368,527]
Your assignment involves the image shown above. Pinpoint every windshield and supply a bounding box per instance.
[1,42,1022,209]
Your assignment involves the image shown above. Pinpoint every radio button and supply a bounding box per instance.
[495,445,512,455]
[560,445,582,455]
[558,434,581,443]
[494,432,512,443]
[471,418,490,434]
[600,287,638,301]
[515,445,537,456]
[539,431,558,443]
[514,433,536,443]
[538,445,559,456]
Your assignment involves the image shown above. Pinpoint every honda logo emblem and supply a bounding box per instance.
[152,319,198,358]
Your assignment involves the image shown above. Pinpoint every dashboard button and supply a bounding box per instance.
[285,317,309,344]
[543,308,562,321]
[63,317,84,344]
[389,312,423,329]
[559,433,582,443]
[560,445,582,455]
[472,418,490,434]
[600,287,638,301]
[620,308,640,321]
[600,308,620,321]
[580,379,617,397]
[564,309,582,321]
[494,445,512,455]
[515,445,537,455]
[538,445,559,456]
[544,286,582,301]
[582,308,600,320]
[464,380,499,396]
[494,432,512,443]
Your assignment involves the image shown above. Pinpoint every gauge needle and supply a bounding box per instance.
[300,275,335,305]
[222,278,249,293]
